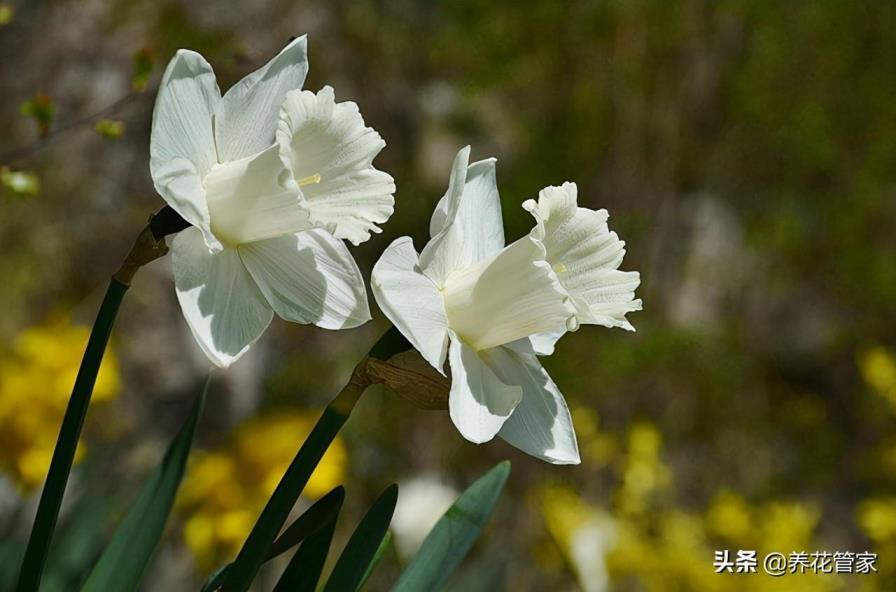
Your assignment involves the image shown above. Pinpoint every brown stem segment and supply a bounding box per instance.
[113,220,169,286]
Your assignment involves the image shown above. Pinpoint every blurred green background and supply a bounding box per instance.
[2,1,896,590]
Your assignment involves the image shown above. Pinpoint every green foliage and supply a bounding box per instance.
[393,462,510,592]
[200,486,346,592]
[323,484,398,592]
[131,47,155,91]
[80,380,207,591]
[18,93,54,138]
[272,510,337,592]
[94,119,125,140]
[221,391,359,591]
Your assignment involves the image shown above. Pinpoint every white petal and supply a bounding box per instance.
[170,227,273,368]
[150,50,221,247]
[441,236,575,351]
[216,36,309,162]
[527,182,642,332]
[448,334,522,444]
[528,329,566,356]
[150,158,222,251]
[427,145,469,238]
[492,347,580,464]
[239,229,370,330]
[277,86,395,245]
[204,143,312,245]
[419,147,505,287]
[371,237,450,372]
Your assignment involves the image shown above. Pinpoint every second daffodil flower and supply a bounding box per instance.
[150,36,395,367]
[371,147,640,464]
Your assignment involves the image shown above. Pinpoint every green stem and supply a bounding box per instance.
[16,279,128,592]
[222,362,371,592]
[16,213,172,591]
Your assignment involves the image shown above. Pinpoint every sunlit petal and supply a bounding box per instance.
[216,36,309,162]
[418,147,505,287]
[239,229,370,329]
[371,236,450,372]
[170,227,273,368]
[150,50,221,246]
[448,334,522,444]
[490,347,581,465]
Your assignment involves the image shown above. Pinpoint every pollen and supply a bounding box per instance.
[297,173,321,187]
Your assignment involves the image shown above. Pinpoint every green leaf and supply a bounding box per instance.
[19,92,55,137]
[323,484,399,592]
[94,119,125,140]
[266,486,346,560]
[392,461,511,592]
[221,396,358,591]
[201,486,345,592]
[16,279,129,592]
[358,531,392,591]
[131,47,156,92]
[273,512,339,592]
[79,380,208,592]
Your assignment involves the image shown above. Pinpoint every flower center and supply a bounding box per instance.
[203,145,313,246]
[440,237,574,351]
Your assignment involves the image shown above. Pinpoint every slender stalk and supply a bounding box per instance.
[15,212,174,592]
[15,279,128,591]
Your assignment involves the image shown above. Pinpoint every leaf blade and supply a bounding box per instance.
[79,379,208,592]
[272,510,340,592]
[323,484,399,592]
[201,486,346,592]
[391,461,510,592]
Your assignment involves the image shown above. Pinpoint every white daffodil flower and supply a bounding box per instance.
[371,146,640,464]
[150,37,395,367]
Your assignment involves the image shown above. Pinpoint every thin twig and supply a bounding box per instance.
[0,90,151,167]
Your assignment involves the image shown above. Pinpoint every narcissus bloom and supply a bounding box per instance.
[372,147,640,464]
[151,37,394,367]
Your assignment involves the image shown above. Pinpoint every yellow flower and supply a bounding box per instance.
[706,490,752,542]
[859,346,896,408]
[858,497,896,543]
[178,411,347,568]
[0,318,120,492]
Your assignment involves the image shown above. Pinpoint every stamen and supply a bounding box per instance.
[553,262,568,274]
[297,173,321,187]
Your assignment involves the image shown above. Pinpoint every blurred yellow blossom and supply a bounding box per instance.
[540,422,842,592]
[0,317,120,492]
[571,406,617,465]
[616,422,670,515]
[540,485,616,592]
[707,490,753,542]
[177,412,347,568]
[859,346,896,408]
[858,497,896,543]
